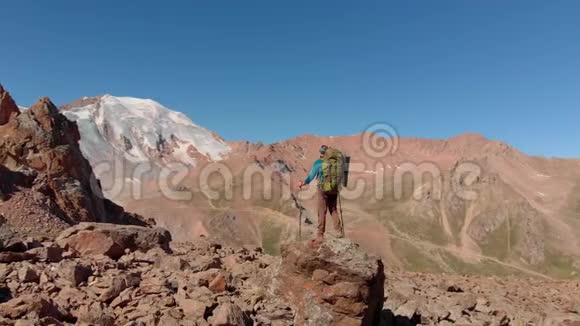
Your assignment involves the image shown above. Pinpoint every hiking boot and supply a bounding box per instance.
[333,229,345,239]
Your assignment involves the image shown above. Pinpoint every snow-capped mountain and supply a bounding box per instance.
[61,95,230,166]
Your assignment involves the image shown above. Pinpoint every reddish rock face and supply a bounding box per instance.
[208,272,228,293]
[56,222,172,260]
[211,303,251,326]
[276,238,385,326]
[61,230,125,260]
[0,84,148,240]
[0,85,20,125]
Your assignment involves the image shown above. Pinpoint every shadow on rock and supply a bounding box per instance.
[380,309,421,326]
[0,288,12,304]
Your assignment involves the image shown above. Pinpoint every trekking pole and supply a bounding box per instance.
[298,202,302,241]
[338,192,345,237]
[293,190,303,241]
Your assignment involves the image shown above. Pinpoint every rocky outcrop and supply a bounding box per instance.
[382,270,580,325]
[0,84,149,241]
[1,222,579,325]
[0,85,19,126]
[276,238,385,326]
[0,223,386,325]
[56,222,171,260]
[0,224,295,325]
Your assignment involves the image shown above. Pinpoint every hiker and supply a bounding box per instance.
[298,145,345,241]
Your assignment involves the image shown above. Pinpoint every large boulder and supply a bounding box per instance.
[56,222,171,260]
[0,294,70,321]
[0,251,36,263]
[210,303,252,326]
[276,238,385,326]
[56,260,93,287]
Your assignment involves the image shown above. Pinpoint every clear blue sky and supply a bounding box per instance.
[1,1,579,157]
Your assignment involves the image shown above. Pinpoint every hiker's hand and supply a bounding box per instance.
[298,181,305,189]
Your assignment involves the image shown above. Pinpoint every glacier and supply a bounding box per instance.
[62,95,230,167]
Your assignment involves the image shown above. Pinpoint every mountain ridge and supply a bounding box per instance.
[59,94,578,160]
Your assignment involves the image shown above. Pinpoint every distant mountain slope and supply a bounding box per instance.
[60,95,230,167]
[145,133,580,278]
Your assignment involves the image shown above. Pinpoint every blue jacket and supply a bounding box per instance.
[304,159,323,185]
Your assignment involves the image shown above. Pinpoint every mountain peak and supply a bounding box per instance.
[448,132,488,143]
[60,94,230,165]
[59,96,102,111]
[30,96,59,115]
[29,96,78,139]
[0,84,21,125]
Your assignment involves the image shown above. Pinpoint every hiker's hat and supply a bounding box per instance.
[319,145,328,154]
